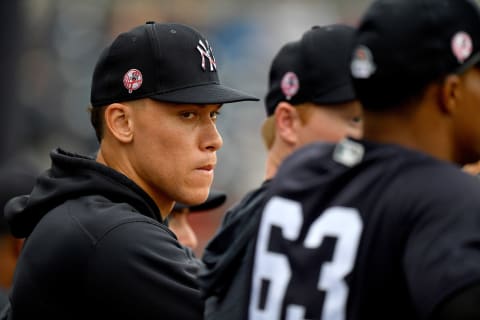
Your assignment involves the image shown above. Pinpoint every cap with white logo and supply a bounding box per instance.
[91,22,258,107]
[265,24,357,116]
[351,0,480,110]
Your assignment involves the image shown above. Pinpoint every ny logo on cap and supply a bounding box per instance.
[197,39,217,72]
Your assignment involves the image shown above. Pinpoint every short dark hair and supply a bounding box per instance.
[89,105,106,143]
[354,73,451,112]
[353,75,432,112]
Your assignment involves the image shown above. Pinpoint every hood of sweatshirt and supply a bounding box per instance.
[4,148,161,238]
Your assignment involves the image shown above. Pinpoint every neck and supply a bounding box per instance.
[362,106,455,163]
[96,145,173,220]
[264,155,280,180]
[264,140,295,180]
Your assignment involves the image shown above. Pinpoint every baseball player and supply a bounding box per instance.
[2,22,257,320]
[198,24,362,319]
[248,0,480,319]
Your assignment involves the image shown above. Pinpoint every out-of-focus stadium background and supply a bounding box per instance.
[1,0,376,256]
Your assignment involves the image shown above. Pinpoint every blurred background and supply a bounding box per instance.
[1,0,376,257]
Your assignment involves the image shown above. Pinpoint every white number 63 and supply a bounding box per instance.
[249,196,363,320]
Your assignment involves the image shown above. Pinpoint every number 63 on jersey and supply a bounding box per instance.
[249,196,363,320]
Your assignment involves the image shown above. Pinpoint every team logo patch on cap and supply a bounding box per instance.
[452,31,473,63]
[281,72,299,100]
[123,69,143,94]
[351,45,376,79]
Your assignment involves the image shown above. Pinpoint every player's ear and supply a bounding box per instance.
[438,74,462,115]
[274,102,299,145]
[103,103,134,143]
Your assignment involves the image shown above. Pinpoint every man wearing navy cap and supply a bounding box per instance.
[3,22,257,320]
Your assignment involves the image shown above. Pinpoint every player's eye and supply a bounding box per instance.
[210,110,220,120]
[180,112,196,119]
[351,116,362,124]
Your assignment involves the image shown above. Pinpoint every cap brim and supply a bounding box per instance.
[311,82,356,105]
[173,190,227,213]
[455,51,480,74]
[150,83,259,104]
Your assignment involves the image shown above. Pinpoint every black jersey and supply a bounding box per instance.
[248,139,480,320]
[200,180,271,320]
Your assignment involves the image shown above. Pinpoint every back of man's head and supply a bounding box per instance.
[265,24,357,117]
[351,0,480,111]
[262,24,358,149]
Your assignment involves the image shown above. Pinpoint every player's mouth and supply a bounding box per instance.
[197,164,215,172]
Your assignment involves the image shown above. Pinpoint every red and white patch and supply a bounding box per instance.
[123,69,143,94]
[451,31,473,63]
[281,72,299,100]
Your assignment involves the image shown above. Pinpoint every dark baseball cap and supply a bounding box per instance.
[351,0,480,110]
[90,22,258,107]
[265,24,356,116]
[173,190,227,213]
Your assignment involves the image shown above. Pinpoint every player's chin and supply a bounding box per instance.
[180,183,212,206]
[192,171,214,188]
[182,191,210,206]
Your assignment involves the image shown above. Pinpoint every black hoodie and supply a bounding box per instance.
[4,148,203,320]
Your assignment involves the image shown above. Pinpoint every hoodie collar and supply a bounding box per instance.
[4,148,162,238]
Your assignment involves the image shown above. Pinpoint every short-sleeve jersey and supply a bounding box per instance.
[248,139,480,320]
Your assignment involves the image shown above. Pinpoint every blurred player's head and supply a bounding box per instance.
[263,25,362,149]
[351,0,480,164]
[262,24,362,178]
[352,0,480,111]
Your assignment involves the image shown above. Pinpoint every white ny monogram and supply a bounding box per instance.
[197,39,217,71]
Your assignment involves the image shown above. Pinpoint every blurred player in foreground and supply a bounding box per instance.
[248,0,480,319]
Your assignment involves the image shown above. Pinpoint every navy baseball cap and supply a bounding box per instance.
[90,22,258,107]
[351,0,480,110]
[265,24,357,116]
[173,190,226,213]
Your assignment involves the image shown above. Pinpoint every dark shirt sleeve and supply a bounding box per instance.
[86,221,203,320]
[403,188,480,319]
